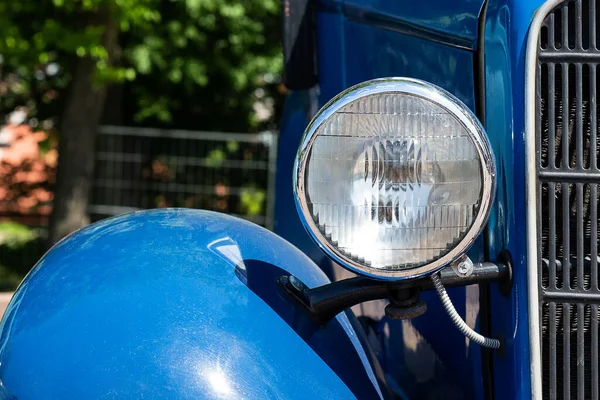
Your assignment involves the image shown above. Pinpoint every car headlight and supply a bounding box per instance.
[294,78,496,280]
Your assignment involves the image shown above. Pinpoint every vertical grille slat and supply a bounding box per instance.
[592,303,599,400]
[592,64,598,170]
[563,4,569,48]
[551,13,557,49]
[577,183,585,289]
[551,181,559,288]
[592,0,598,50]
[576,64,584,169]
[576,0,583,49]
[564,302,572,398]
[540,61,546,169]
[562,184,571,287]
[577,303,585,399]
[536,1,600,398]
[562,63,570,168]
[551,63,558,168]
[592,184,598,289]
[551,302,559,400]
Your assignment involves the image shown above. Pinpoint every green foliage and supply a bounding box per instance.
[226,140,239,153]
[240,186,266,216]
[0,0,283,132]
[0,1,282,287]
[0,222,44,290]
[126,0,283,130]
[0,265,25,290]
[0,221,38,249]
[205,148,226,168]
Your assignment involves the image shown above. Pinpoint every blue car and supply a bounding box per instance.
[0,0,595,399]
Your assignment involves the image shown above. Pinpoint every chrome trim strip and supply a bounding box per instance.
[293,77,496,281]
[525,1,566,398]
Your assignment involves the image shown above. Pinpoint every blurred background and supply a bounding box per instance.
[0,0,284,290]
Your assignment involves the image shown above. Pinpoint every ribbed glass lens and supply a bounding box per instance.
[304,93,483,271]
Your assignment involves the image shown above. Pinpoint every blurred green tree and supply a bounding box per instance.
[0,0,282,243]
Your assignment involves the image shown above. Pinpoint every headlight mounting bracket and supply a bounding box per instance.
[278,255,512,326]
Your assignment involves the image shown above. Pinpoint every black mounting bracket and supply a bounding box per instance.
[279,259,512,325]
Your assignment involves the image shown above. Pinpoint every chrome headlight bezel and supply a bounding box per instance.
[293,77,496,280]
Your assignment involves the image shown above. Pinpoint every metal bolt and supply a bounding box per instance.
[456,258,474,276]
[288,275,304,292]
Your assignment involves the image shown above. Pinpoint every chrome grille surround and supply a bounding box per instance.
[527,0,600,399]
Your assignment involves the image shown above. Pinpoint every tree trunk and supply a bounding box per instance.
[48,9,119,245]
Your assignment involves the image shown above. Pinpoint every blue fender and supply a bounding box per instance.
[0,209,386,399]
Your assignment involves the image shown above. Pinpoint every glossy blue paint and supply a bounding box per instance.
[0,209,386,399]
[274,91,333,275]
[484,1,542,398]
[276,0,545,398]
[326,7,486,400]
[316,5,346,104]
[342,0,484,50]
[277,0,489,398]
[274,7,348,280]
[342,20,478,111]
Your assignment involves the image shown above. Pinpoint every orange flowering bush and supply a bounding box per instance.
[0,125,56,218]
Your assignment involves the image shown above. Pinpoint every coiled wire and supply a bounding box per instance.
[431,272,501,349]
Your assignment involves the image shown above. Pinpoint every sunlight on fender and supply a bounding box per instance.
[202,364,234,397]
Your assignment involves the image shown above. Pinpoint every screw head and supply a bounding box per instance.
[455,258,474,276]
[288,275,304,291]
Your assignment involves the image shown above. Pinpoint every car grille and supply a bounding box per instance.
[536,0,600,399]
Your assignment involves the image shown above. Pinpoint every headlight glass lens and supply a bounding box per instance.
[296,79,494,278]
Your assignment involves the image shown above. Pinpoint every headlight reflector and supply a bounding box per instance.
[294,78,495,280]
